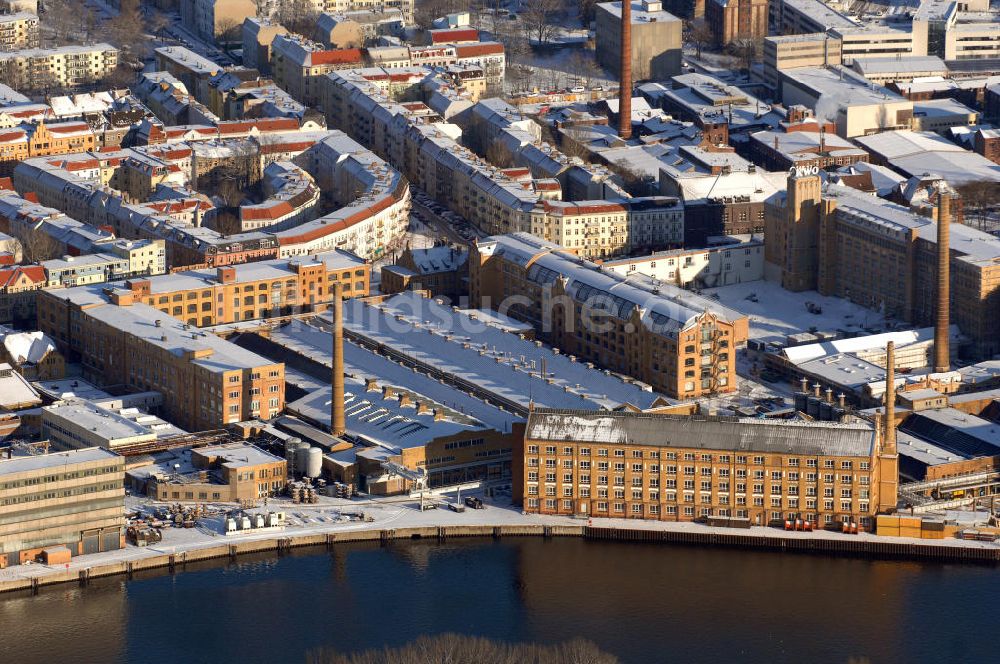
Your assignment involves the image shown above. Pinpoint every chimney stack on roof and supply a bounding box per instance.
[934,186,951,374]
[619,1,633,139]
[331,281,346,437]
[884,341,896,453]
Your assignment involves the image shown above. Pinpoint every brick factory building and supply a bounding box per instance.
[470,233,747,399]
[516,408,897,531]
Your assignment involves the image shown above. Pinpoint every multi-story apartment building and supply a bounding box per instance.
[516,408,896,531]
[0,264,44,323]
[36,296,286,431]
[0,120,97,174]
[88,249,368,327]
[324,68,680,260]
[308,0,414,24]
[154,46,222,103]
[705,0,767,46]
[600,235,765,289]
[13,129,410,266]
[470,233,748,399]
[270,34,363,108]
[0,447,125,567]
[0,44,118,91]
[595,1,683,81]
[766,170,1000,357]
[0,12,39,52]
[179,0,256,42]
[241,16,288,75]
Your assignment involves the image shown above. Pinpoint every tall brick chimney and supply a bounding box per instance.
[934,187,951,373]
[884,341,896,452]
[619,0,632,139]
[331,281,346,436]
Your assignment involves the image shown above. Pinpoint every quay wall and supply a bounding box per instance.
[2,524,997,594]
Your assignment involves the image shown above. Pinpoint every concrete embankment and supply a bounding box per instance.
[2,523,997,595]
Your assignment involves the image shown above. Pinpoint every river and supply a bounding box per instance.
[2,538,996,663]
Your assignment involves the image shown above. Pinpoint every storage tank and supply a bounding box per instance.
[305,447,322,478]
[284,438,303,463]
[296,445,313,474]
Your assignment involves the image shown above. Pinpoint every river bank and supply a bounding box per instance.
[3,498,999,595]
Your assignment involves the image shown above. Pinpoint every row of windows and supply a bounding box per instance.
[525,446,868,469]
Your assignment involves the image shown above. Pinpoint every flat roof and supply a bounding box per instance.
[83,302,277,373]
[195,443,284,468]
[0,447,120,476]
[43,401,156,442]
[526,409,876,457]
[337,292,677,411]
[782,67,908,106]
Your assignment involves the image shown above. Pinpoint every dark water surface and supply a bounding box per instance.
[2,538,996,663]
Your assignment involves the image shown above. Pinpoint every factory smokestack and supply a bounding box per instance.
[331,282,346,436]
[619,0,632,139]
[934,187,951,373]
[884,341,896,452]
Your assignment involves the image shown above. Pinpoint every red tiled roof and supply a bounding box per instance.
[430,28,480,44]
[0,265,46,288]
[454,42,504,58]
[0,177,13,191]
[312,48,363,66]
[543,200,625,215]
[47,122,91,133]
[241,201,294,221]
[0,130,26,143]
[260,140,316,154]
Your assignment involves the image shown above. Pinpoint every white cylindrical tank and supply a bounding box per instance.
[296,445,313,474]
[306,447,322,478]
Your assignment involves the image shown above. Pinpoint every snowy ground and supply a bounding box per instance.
[703,280,893,345]
[3,487,997,587]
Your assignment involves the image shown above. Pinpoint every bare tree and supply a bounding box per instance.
[521,0,563,46]
[688,19,714,59]
[305,633,620,664]
[728,38,762,72]
[14,226,61,263]
[0,59,28,91]
[578,0,600,25]
[956,182,1000,232]
[568,49,601,88]
[216,17,242,52]
[609,159,650,196]
[110,0,148,60]
[486,140,516,168]
[277,0,321,35]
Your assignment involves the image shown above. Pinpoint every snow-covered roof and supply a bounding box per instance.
[0,362,41,408]
[783,326,953,364]
[1,330,56,365]
[525,409,876,457]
